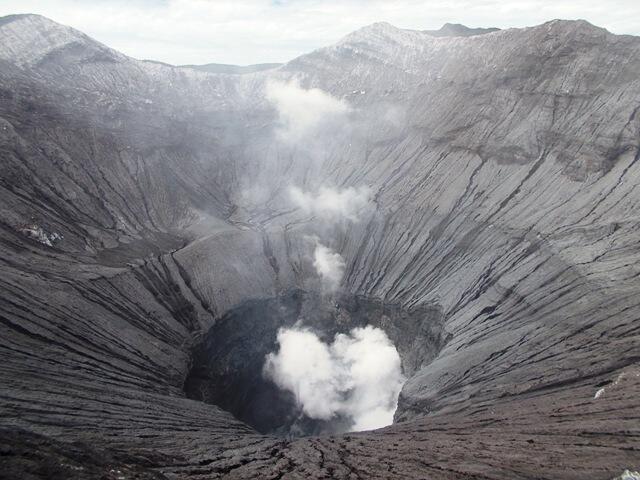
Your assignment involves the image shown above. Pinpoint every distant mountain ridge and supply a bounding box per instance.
[180,62,282,74]
[424,22,500,37]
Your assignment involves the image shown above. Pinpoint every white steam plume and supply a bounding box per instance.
[265,79,350,142]
[289,185,372,222]
[264,326,405,432]
[313,242,345,292]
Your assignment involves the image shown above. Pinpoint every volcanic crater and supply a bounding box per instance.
[0,13,639,480]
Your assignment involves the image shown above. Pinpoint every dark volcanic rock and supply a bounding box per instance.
[0,429,171,480]
[0,13,639,479]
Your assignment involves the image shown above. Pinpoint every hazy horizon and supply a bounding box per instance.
[0,0,638,66]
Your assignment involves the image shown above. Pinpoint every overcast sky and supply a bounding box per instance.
[1,0,638,66]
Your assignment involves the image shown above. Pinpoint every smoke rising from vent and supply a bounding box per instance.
[312,242,345,292]
[265,79,350,142]
[289,185,372,222]
[263,326,405,432]
[262,80,400,433]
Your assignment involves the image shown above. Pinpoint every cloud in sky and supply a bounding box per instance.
[0,0,639,65]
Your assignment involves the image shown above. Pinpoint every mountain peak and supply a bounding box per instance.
[336,21,422,50]
[347,21,404,38]
[541,18,608,34]
[0,13,122,68]
[0,13,64,29]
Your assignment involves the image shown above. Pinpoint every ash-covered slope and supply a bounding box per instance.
[0,14,639,479]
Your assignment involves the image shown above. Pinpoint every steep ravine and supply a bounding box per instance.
[0,13,639,480]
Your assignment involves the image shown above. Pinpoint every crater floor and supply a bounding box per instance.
[184,291,447,436]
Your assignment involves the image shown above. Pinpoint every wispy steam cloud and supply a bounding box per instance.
[289,185,372,222]
[264,325,405,431]
[266,80,350,142]
[312,242,345,292]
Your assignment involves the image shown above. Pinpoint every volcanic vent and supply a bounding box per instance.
[184,290,448,436]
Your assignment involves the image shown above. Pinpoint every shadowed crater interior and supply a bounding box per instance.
[184,290,449,437]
